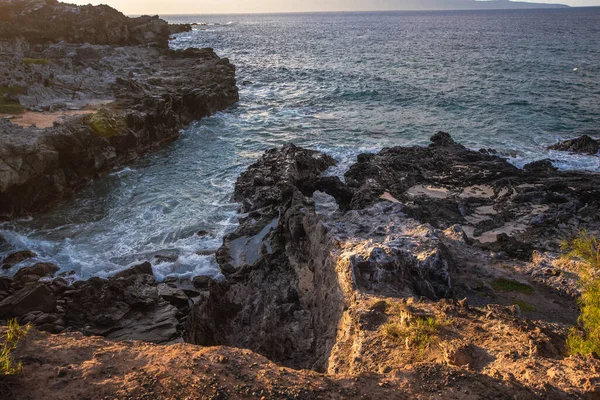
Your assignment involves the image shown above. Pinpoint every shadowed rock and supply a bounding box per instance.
[548,134,599,155]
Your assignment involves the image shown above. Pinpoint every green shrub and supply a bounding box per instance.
[384,315,440,351]
[88,107,126,138]
[0,85,27,115]
[22,58,49,66]
[564,232,600,357]
[1,319,30,376]
[491,278,534,294]
[0,103,26,115]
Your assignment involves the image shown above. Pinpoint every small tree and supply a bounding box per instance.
[564,232,600,356]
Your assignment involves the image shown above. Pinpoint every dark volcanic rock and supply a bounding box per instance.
[0,2,239,218]
[112,262,153,279]
[548,135,599,155]
[0,283,55,318]
[13,262,59,287]
[523,159,558,175]
[185,135,600,372]
[343,132,600,255]
[2,250,37,270]
[64,272,180,343]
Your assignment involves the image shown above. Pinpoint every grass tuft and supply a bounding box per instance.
[512,299,537,312]
[563,232,600,357]
[0,85,27,115]
[491,278,534,294]
[1,319,30,376]
[384,315,440,353]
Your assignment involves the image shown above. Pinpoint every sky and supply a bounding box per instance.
[69,0,600,14]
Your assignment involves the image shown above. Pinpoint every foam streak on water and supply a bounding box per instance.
[1,9,599,279]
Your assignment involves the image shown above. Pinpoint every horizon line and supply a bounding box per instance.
[143,5,600,17]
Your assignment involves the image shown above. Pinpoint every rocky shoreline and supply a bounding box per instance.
[2,132,600,397]
[1,1,600,398]
[0,0,239,219]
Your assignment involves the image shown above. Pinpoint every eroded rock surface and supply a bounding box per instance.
[344,132,600,256]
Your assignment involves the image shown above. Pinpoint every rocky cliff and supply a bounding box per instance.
[0,0,238,218]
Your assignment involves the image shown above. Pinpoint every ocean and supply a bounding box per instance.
[1,8,599,279]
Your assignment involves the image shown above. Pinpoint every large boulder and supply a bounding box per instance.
[2,250,37,270]
[13,262,60,287]
[548,135,599,155]
[0,283,55,318]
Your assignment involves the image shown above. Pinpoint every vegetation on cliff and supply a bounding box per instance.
[565,232,600,357]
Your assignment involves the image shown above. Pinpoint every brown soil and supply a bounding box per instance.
[0,104,112,129]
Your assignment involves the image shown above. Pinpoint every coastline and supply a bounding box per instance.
[0,2,599,399]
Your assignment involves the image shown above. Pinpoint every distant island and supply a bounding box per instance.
[342,0,570,11]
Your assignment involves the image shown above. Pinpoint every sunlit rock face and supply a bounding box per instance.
[333,203,453,300]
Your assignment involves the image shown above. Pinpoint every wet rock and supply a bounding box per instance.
[112,262,154,280]
[157,284,189,308]
[0,283,55,318]
[13,262,60,287]
[2,250,37,270]
[153,254,178,264]
[523,159,558,175]
[192,275,212,289]
[548,135,599,155]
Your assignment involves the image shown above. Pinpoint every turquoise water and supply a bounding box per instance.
[1,9,599,279]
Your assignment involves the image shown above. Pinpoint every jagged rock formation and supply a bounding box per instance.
[182,134,599,397]
[548,134,599,155]
[344,132,600,256]
[0,262,203,343]
[0,1,238,218]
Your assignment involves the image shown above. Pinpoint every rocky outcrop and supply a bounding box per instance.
[0,2,239,218]
[2,134,600,398]
[186,144,456,371]
[181,134,599,397]
[548,134,599,155]
[343,132,600,256]
[0,262,203,343]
